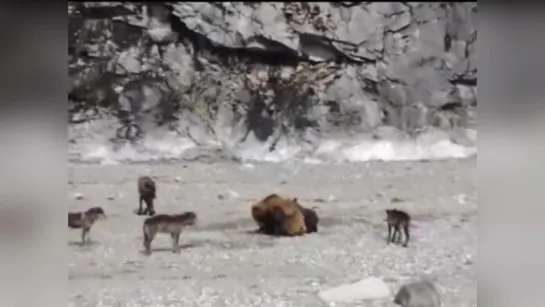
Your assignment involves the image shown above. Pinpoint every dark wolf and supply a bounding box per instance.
[142,211,197,255]
[68,206,107,245]
[386,208,411,247]
[138,176,156,216]
[293,198,319,233]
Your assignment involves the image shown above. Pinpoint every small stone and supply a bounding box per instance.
[218,190,239,200]
[456,194,467,204]
[73,193,84,200]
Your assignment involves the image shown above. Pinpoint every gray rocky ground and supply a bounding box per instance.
[68,157,476,306]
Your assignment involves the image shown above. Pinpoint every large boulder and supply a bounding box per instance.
[393,279,442,307]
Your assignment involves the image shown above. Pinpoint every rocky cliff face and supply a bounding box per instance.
[68,2,477,159]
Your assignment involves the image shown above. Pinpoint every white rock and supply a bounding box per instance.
[318,277,391,302]
[456,194,466,204]
[227,190,239,198]
[73,193,84,200]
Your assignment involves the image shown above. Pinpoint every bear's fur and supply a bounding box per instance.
[251,194,306,236]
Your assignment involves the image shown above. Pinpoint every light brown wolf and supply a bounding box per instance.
[142,211,197,255]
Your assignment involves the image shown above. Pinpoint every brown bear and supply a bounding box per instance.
[251,193,306,236]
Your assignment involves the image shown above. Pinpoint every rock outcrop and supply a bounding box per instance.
[68,2,477,154]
